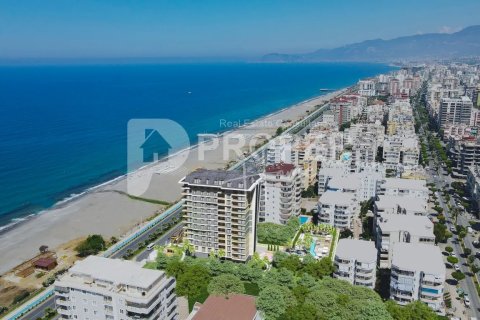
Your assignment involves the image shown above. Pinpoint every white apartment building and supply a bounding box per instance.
[334,239,377,288]
[438,96,473,128]
[317,191,357,229]
[375,214,435,269]
[260,163,302,224]
[266,134,293,165]
[317,162,351,195]
[383,136,420,170]
[390,243,445,312]
[377,178,429,201]
[358,79,377,97]
[55,256,177,320]
[180,169,261,262]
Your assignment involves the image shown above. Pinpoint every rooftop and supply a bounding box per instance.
[182,168,260,190]
[392,242,446,276]
[67,256,164,289]
[382,178,427,191]
[335,239,377,262]
[377,214,433,237]
[319,191,354,206]
[189,294,258,320]
[265,162,296,175]
[376,195,427,213]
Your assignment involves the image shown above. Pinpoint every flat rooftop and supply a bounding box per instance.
[319,191,354,206]
[382,178,427,190]
[182,168,260,190]
[376,195,427,213]
[392,242,445,276]
[68,256,163,289]
[377,214,433,237]
[335,239,377,262]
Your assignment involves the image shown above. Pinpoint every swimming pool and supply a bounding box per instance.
[299,215,310,225]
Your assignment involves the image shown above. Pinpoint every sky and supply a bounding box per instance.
[0,0,479,59]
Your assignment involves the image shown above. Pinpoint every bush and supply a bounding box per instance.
[76,235,106,257]
[13,291,30,304]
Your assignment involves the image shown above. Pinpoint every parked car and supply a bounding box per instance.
[465,294,471,308]
[454,264,460,271]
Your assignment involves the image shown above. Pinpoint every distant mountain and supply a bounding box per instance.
[262,26,480,62]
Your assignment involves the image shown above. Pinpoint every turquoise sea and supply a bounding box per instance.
[0,62,393,228]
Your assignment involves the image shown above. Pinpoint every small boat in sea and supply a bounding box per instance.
[319,88,333,92]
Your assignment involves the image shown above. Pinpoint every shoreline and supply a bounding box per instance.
[0,89,338,235]
[0,87,345,274]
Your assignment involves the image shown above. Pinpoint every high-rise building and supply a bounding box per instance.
[55,256,177,320]
[180,169,261,261]
[260,163,302,224]
[438,96,473,128]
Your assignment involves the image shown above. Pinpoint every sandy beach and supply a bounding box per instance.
[0,89,344,274]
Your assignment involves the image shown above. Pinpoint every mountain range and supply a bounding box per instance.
[262,25,480,63]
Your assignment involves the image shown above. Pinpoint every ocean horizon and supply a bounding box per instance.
[0,62,393,228]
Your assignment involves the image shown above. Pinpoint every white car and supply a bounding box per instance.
[454,264,460,271]
[465,295,471,307]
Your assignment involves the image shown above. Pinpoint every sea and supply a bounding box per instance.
[0,62,393,229]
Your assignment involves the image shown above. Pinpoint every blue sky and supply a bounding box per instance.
[0,0,479,59]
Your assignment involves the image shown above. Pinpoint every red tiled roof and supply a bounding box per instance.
[192,295,257,320]
[265,162,295,175]
[34,257,56,268]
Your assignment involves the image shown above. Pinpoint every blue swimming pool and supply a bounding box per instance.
[299,216,310,225]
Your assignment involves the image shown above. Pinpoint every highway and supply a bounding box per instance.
[18,206,183,320]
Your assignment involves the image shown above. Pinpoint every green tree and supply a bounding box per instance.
[176,264,211,298]
[75,235,106,257]
[303,257,334,279]
[464,248,472,256]
[165,257,186,278]
[445,246,453,253]
[278,255,302,273]
[451,271,465,281]
[207,274,245,297]
[385,300,439,320]
[257,285,296,320]
[155,252,169,270]
[236,263,263,282]
[433,223,450,243]
[281,304,317,320]
[447,256,459,264]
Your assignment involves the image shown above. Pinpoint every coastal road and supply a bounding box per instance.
[135,223,184,262]
[109,208,182,259]
[19,207,183,320]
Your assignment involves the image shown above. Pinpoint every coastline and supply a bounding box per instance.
[0,88,345,274]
